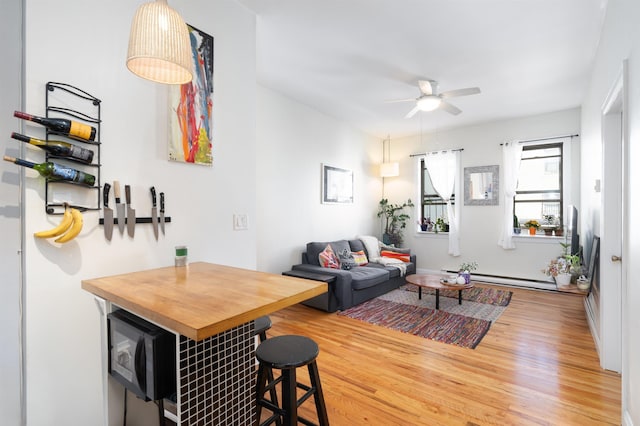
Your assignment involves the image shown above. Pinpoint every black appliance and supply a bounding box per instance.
[107,309,176,401]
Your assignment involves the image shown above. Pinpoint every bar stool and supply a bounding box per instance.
[255,335,329,426]
[252,316,280,425]
[253,315,272,342]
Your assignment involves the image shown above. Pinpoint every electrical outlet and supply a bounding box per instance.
[233,214,248,230]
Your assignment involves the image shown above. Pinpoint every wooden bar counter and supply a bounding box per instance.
[82,262,327,341]
[81,262,327,425]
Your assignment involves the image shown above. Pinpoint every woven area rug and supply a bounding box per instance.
[338,286,512,349]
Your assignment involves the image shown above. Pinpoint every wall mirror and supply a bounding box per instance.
[464,165,499,206]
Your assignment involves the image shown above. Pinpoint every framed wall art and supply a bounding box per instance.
[464,165,499,205]
[168,24,214,165]
[321,164,353,204]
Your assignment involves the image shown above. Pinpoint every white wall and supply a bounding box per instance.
[581,0,639,423]
[255,86,382,273]
[20,0,256,424]
[0,0,24,424]
[383,108,581,283]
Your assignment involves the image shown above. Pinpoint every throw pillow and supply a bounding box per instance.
[318,244,340,269]
[351,250,368,266]
[338,248,356,270]
[380,250,410,263]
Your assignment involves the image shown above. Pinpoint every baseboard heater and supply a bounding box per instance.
[418,269,557,291]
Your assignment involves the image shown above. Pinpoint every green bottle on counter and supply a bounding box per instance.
[3,155,95,186]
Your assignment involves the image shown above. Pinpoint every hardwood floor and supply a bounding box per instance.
[265,284,621,425]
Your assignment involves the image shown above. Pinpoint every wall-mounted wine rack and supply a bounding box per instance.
[44,82,101,215]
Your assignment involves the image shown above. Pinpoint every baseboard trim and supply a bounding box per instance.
[417,269,557,291]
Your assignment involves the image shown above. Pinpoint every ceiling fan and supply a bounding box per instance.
[387,80,481,118]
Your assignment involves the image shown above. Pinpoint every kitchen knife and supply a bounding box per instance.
[125,184,136,237]
[114,181,125,235]
[103,183,113,241]
[159,192,165,235]
[150,186,158,240]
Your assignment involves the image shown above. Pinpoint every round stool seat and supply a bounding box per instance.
[253,315,272,337]
[256,335,319,370]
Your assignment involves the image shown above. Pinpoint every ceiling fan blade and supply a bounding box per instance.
[405,106,420,119]
[384,98,416,103]
[440,87,481,99]
[439,101,462,115]
[418,80,434,95]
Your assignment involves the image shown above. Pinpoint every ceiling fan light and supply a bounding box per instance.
[126,0,193,85]
[417,95,441,112]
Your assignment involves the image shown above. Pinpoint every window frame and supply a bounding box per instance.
[419,158,455,230]
[513,141,566,228]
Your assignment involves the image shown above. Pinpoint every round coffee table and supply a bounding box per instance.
[405,274,474,310]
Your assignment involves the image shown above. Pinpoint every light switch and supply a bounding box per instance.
[233,214,248,230]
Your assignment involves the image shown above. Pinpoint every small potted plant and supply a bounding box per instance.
[458,261,478,284]
[524,219,540,236]
[542,253,580,286]
[435,217,449,233]
[542,214,556,236]
[418,217,432,232]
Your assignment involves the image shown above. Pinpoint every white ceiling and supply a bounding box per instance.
[237,0,607,139]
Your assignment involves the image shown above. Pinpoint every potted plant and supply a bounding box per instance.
[435,217,449,233]
[377,198,414,246]
[542,256,578,286]
[542,241,581,286]
[418,217,432,232]
[524,219,540,235]
[542,214,556,236]
[458,261,478,284]
[513,214,521,234]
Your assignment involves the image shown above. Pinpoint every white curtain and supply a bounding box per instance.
[498,142,523,249]
[424,150,460,256]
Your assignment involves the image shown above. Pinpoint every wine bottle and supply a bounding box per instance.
[14,110,96,141]
[11,132,94,164]
[3,155,96,186]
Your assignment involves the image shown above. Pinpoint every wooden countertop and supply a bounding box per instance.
[81,262,327,341]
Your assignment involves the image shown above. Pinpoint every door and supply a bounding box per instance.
[598,61,628,373]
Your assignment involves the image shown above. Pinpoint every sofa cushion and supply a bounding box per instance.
[318,244,340,269]
[307,240,351,267]
[349,267,389,290]
[364,262,401,278]
[379,242,411,254]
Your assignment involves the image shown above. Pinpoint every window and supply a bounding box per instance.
[420,159,455,226]
[514,143,563,226]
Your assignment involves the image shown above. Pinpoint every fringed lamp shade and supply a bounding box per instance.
[126,0,193,85]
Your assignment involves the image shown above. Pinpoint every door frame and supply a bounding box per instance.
[597,60,628,373]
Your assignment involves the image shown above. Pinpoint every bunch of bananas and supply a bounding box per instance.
[34,204,84,243]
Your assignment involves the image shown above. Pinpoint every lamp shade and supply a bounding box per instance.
[126,0,193,85]
[380,162,400,177]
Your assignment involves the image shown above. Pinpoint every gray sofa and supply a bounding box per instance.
[290,238,416,312]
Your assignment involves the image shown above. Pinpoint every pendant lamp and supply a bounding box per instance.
[380,135,399,177]
[126,0,193,85]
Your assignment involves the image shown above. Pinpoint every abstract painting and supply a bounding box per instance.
[169,24,214,165]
